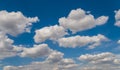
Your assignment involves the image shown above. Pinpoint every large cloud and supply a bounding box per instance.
[34,25,67,43]
[0,10,39,36]
[58,34,109,49]
[59,8,108,33]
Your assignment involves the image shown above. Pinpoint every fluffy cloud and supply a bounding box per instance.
[20,44,52,58]
[34,25,67,43]
[0,10,39,36]
[78,52,120,70]
[59,8,108,33]
[58,34,109,49]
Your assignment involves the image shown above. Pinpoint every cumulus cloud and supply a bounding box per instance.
[1,9,115,70]
[58,34,109,49]
[0,10,39,36]
[20,44,52,58]
[59,8,108,33]
[34,25,67,43]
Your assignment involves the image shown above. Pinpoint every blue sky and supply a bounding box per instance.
[0,0,120,70]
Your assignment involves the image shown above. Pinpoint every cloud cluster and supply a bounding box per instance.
[34,9,109,49]
[1,8,120,70]
[58,34,109,49]
[59,8,108,33]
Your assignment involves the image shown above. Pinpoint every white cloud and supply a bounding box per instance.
[20,44,52,58]
[34,25,67,43]
[59,8,108,33]
[58,34,109,49]
[0,10,39,36]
